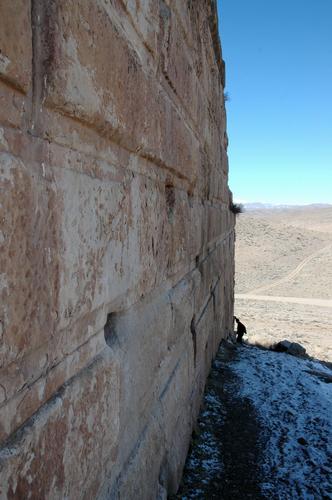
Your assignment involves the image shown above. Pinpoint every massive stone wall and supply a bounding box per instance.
[0,1,234,497]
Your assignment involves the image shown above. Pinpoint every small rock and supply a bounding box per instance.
[274,340,292,352]
[288,342,306,357]
[274,340,306,357]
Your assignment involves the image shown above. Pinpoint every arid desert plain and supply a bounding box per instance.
[235,206,332,362]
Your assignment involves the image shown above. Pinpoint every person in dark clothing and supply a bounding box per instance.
[234,316,247,343]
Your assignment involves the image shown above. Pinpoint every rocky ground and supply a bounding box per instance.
[174,341,332,499]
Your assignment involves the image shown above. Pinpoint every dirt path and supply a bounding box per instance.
[235,294,332,308]
[173,343,272,499]
[247,245,332,295]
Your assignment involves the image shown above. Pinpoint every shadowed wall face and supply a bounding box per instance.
[0,0,234,497]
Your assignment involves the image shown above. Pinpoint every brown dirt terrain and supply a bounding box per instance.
[235,206,332,361]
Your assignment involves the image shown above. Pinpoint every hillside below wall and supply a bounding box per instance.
[0,1,234,498]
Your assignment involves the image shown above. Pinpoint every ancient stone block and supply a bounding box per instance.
[0,85,27,130]
[0,152,60,372]
[0,0,32,93]
[0,0,234,496]
[33,0,199,184]
[0,351,119,500]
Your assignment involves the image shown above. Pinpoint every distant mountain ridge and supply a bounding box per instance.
[242,202,332,212]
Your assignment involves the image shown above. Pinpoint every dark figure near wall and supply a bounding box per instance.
[234,316,247,344]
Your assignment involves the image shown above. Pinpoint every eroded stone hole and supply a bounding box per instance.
[195,254,203,276]
[165,182,175,221]
[187,187,194,208]
[211,286,216,314]
[104,312,120,349]
[190,315,197,364]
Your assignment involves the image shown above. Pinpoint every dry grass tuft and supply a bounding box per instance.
[230,202,244,215]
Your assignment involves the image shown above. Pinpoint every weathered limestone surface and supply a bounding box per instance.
[0,1,234,498]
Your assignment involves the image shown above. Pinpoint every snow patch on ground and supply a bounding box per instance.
[233,346,332,499]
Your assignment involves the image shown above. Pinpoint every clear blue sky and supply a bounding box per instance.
[218,0,332,205]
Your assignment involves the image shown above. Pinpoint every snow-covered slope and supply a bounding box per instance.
[176,343,332,499]
[233,347,332,499]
